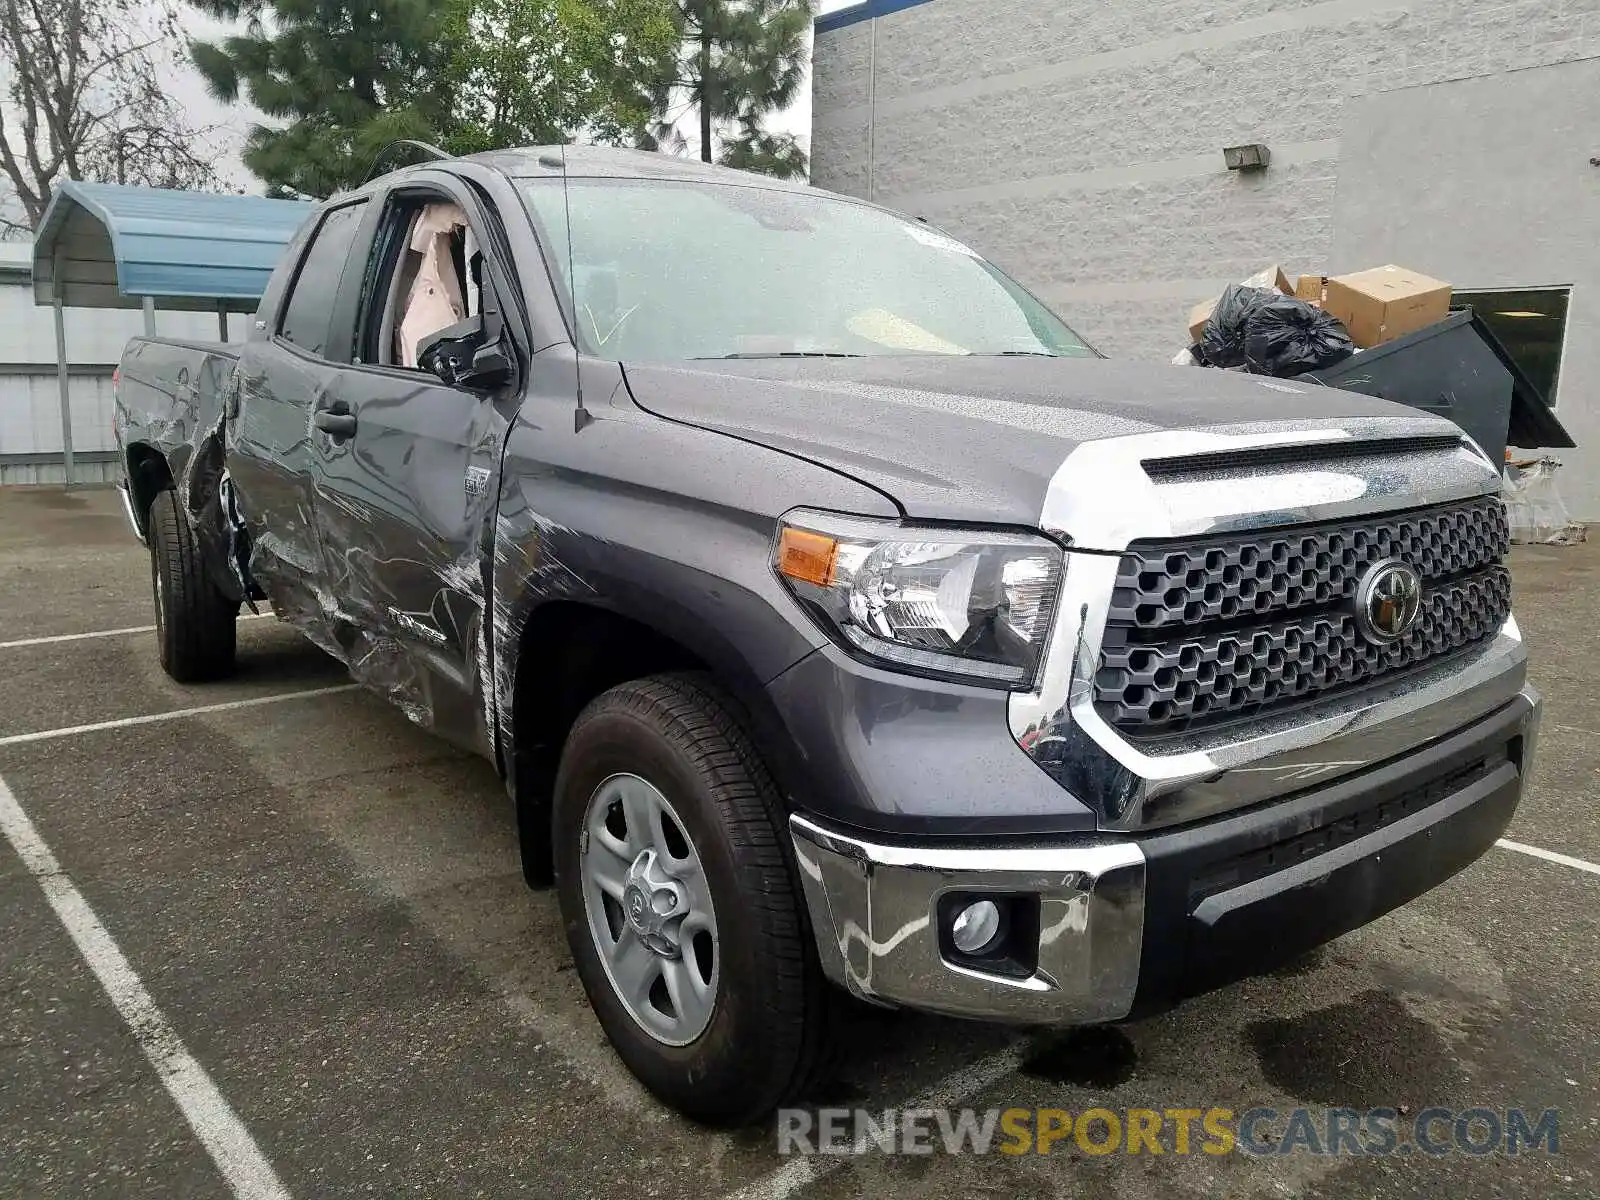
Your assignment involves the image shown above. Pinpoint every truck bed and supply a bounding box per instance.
[116,337,241,465]
[114,336,248,600]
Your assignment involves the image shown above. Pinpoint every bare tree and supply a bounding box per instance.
[0,0,225,236]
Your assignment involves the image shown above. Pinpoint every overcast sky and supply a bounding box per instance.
[172,0,859,192]
[165,8,257,191]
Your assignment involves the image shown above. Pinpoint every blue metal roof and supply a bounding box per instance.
[32,180,312,313]
[815,0,934,34]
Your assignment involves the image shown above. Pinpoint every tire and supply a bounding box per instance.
[148,488,238,682]
[553,673,831,1126]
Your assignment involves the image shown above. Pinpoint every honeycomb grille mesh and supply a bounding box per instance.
[1106,495,1509,633]
[1094,497,1513,734]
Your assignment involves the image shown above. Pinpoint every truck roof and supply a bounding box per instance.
[458,145,818,194]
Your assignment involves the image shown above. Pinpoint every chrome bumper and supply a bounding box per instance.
[789,814,1146,1023]
[791,684,1540,1024]
[116,480,146,545]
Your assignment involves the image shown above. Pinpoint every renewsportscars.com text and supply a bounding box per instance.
[777,1106,1561,1158]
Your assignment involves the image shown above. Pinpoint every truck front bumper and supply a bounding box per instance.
[790,687,1539,1024]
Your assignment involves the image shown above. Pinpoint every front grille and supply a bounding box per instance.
[1106,494,1509,633]
[1095,496,1513,734]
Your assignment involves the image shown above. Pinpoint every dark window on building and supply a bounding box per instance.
[1456,287,1569,407]
[278,200,368,357]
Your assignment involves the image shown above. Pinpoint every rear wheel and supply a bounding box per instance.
[552,674,831,1126]
[148,488,237,682]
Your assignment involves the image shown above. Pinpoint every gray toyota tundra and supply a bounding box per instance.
[112,146,1540,1126]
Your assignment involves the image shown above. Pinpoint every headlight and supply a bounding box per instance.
[773,509,1065,688]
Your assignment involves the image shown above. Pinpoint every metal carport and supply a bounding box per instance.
[30,181,311,483]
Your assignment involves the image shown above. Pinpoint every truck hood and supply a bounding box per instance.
[620,356,1468,548]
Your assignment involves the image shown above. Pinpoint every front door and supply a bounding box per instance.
[306,182,520,753]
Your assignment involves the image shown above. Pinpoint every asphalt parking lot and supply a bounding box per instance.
[0,485,1595,1199]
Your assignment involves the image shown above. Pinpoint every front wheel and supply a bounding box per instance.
[552,674,831,1126]
[148,488,238,682]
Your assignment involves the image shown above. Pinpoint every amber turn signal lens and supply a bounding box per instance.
[777,526,839,587]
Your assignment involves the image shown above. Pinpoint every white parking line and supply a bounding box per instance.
[0,613,272,652]
[0,685,360,749]
[0,625,161,650]
[0,773,291,1199]
[1497,838,1600,878]
[721,1041,1027,1200]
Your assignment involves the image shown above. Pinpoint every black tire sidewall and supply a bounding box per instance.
[148,489,236,681]
[150,492,181,676]
[553,697,796,1120]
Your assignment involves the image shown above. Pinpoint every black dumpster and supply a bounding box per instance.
[1294,308,1573,465]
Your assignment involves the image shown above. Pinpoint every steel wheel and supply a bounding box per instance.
[580,773,719,1046]
[553,675,834,1123]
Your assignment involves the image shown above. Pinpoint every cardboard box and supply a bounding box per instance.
[1321,265,1451,347]
[1185,265,1294,342]
[1295,274,1326,305]
[1241,264,1294,295]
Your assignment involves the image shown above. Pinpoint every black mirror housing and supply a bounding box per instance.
[417,315,511,390]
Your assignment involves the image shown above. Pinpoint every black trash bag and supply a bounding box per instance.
[1196,284,1279,368]
[1242,297,1355,377]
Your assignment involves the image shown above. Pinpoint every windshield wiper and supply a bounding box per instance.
[703,351,866,359]
[994,350,1061,357]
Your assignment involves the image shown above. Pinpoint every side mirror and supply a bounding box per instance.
[417,315,512,391]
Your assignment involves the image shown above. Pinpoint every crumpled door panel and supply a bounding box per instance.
[226,350,344,652]
[306,363,506,753]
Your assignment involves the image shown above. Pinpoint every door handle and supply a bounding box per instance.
[313,409,357,437]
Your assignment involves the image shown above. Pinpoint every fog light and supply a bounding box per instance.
[950,899,1002,955]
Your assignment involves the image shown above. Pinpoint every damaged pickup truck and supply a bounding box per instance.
[114,147,1540,1125]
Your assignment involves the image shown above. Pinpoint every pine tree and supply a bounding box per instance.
[644,0,813,179]
[188,0,452,198]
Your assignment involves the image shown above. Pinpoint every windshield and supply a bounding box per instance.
[521,178,1096,361]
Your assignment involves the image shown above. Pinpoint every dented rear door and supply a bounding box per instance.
[229,198,371,652]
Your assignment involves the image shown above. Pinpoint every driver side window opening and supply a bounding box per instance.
[361,193,487,369]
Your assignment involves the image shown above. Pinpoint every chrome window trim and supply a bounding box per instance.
[1010,419,1518,831]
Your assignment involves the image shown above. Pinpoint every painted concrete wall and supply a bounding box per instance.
[1332,56,1600,517]
[812,0,1600,514]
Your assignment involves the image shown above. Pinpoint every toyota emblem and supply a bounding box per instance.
[1354,559,1423,643]
[626,887,648,927]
